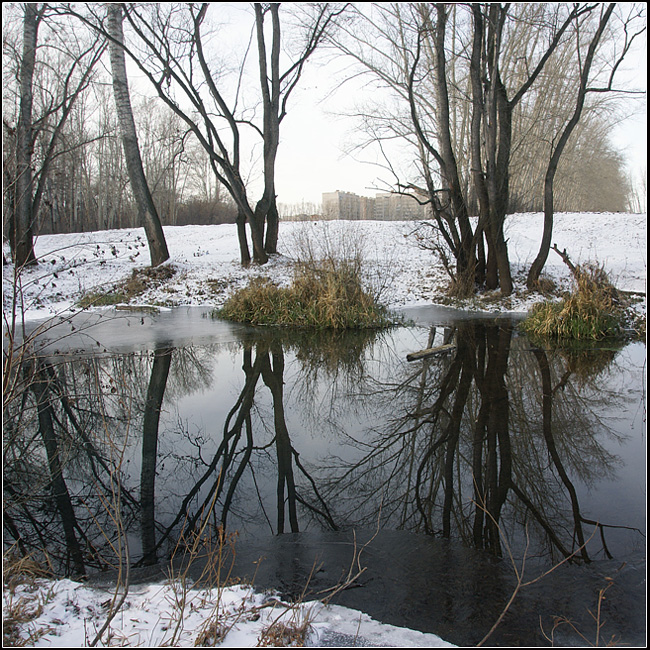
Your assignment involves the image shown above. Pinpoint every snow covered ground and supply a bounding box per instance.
[3,212,646,324]
[4,577,455,648]
[2,212,647,647]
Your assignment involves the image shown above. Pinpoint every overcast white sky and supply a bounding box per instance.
[274,84,391,206]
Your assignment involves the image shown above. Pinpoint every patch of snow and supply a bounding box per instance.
[5,578,455,648]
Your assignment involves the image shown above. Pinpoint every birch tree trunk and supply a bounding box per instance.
[107,4,169,267]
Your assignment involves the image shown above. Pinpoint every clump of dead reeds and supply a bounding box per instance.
[2,551,54,647]
[521,262,629,341]
[257,619,312,647]
[217,228,394,329]
[218,268,391,330]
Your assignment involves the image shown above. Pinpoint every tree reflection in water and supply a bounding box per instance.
[2,322,643,577]
[323,321,635,565]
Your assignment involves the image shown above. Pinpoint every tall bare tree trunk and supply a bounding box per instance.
[13,4,39,268]
[470,4,513,295]
[255,3,281,256]
[107,4,169,267]
[433,4,475,279]
[527,4,616,289]
[236,208,252,266]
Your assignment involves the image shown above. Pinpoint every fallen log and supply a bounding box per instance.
[406,343,456,362]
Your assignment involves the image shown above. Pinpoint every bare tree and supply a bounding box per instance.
[107,4,170,267]
[252,3,347,255]
[11,3,41,268]
[526,3,646,288]
[4,4,105,266]
[333,3,641,296]
[90,86,131,231]
[136,98,188,227]
[65,2,346,265]
[627,167,647,213]
[420,3,597,295]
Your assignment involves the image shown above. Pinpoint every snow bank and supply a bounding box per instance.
[5,577,455,648]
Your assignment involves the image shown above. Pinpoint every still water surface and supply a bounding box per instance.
[5,307,646,645]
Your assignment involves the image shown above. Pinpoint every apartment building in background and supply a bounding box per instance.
[322,191,373,220]
[322,190,426,221]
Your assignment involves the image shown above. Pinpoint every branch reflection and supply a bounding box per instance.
[319,322,636,564]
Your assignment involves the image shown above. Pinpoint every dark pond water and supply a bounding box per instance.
[4,306,646,646]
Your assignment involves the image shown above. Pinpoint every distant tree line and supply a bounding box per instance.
[31,94,240,237]
[3,47,238,239]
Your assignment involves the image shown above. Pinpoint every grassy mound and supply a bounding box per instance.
[521,262,631,341]
[218,260,393,330]
[78,264,176,308]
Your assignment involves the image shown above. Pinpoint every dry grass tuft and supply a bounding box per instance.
[521,262,630,341]
[3,552,52,590]
[3,551,53,647]
[78,263,176,308]
[218,262,392,331]
[194,619,229,647]
[257,619,312,647]
[217,223,397,329]
[218,268,392,329]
